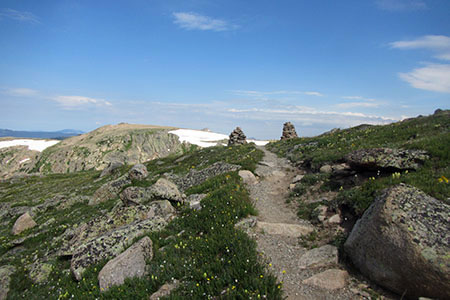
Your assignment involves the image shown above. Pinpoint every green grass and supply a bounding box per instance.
[268,112,450,217]
[2,144,282,299]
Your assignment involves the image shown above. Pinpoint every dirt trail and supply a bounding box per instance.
[247,147,357,300]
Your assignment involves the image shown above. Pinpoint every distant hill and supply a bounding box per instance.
[0,128,84,140]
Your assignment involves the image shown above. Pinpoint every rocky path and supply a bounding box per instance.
[247,147,358,300]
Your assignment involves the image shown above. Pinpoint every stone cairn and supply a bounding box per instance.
[281,122,298,140]
[228,127,247,146]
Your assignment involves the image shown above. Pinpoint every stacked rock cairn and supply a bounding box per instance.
[228,127,247,146]
[281,122,298,140]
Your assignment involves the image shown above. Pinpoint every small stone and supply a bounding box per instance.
[129,163,148,180]
[328,214,341,224]
[319,165,332,173]
[28,262,53,284]
[302,269,348,290]
[98,237,153,292]
[256,221,314,238]
[298,245,338,269]
[235,216,257,232]
[149,280,180,299]
[313,205,328,223]
[238,170,258,185]
[12,212,37,235]
[289,184,296,190]
[291,175,304,184]
[185,194,206,211]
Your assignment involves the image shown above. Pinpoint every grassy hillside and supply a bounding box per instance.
[0,144,284,299]
[267,110,449,218]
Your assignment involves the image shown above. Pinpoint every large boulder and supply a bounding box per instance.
[344,184,450,299]
[120,186,153,206]
[98,237,153,291]
[12,212,37,235]
[70,216,167,281]
[129,164,148,180]
[238,170,258,185]
[228,127,247,146]
[149,178,183,203]
[280,122,298,140]
[345,148,428,171]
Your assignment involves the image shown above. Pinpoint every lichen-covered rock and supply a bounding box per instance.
[28,261,53,284]
[100,161,124,178]
[344,184,450,299]
[345,148,428,171]
[12,212,37,235]
[0,265,15,300]
[129,163,148,181]
[120,186,153,206]
[90,175,131,205]
[71,217,167,281]
[58,201,174,258]
[149,178,183,202]
[280,122,298,140]
[228,127,247,146]
[167,162,241,192]
[98,237,153,291]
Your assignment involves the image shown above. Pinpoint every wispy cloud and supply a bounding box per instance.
[391,35,450,93]
[231,90,324,98]
[399,64,450,93]
[390,35,450,61]
[0,8,40,24]
[52,96,112,109]
[336,102,380,108]
[1,87,38,97]
[173,12,236,31]
[341,96,376,101]
[375,0,427,11]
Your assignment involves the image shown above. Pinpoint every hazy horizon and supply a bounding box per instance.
[1,0,449,139]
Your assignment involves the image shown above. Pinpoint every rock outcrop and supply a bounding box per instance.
[98,237,153,291]
[100,161,124,178]
[91,175,132,205]
[228,127,247,146]
[12,212,37,235]
[0,265,15,300]
[345,148,428,171]
[280,122,298,140]
[128,163,148,181]
[344,184,450,299]
[167,162,241,192]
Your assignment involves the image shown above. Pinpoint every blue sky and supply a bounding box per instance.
[1,0,449,139]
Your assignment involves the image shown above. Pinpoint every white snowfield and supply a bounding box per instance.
[0,139,60,152]
[169,129,268,147]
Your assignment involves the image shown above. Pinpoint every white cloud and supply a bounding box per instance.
[52,96,112,108]
[341,96,376,101]
[231,90,323,98]
[2,87,38,97]
[375,0,427,11]
[173,12,235,31]
[391,35,450,61]
[0,8,39,24]
[336,102,380,108]
[399,64,450,93]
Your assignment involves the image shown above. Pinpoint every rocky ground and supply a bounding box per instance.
[245,147,397,300]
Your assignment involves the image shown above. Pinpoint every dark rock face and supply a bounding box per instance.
[344,184,450,299]
[345,148,428,171]
[166,162,241,192]
[228,127,247,146]
[281,122,298,140]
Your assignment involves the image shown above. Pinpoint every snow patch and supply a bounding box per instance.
[19,158,31,164]
[0,139,60,152]
[169,129,268,147]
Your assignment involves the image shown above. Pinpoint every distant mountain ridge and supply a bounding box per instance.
[0,128,84,140]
